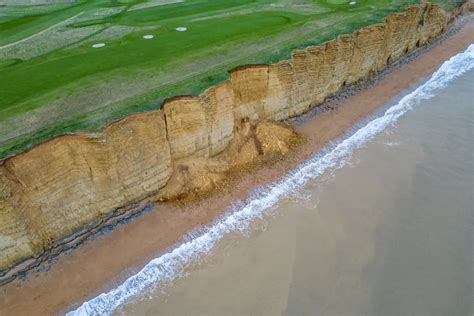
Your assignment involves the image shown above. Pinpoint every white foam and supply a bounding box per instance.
[143,35,154,39]
[92,43,105,48]
[382,141,401,147]
[67,44,474,316]
[175,27,187,32]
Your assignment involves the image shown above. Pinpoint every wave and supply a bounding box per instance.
[68,44,474,316]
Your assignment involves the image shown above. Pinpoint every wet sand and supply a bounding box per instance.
[1,16,473,316]
[120,67,474,315]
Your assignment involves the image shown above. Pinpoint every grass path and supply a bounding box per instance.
[0,12,84,50]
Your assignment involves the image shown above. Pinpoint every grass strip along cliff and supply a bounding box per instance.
[0,0,464,161]
[0,2,463,285]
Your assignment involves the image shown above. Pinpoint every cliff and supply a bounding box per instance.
[0,3,455,284]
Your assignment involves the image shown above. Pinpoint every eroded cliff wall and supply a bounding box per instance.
[0,3,453,283]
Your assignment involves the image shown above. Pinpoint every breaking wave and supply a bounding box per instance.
[68,44,474,316]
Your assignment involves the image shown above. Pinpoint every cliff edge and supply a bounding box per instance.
[0,3,457,284]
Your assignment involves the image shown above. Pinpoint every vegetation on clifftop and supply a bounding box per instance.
[0,0,465,159]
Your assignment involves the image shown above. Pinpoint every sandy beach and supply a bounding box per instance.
[1,14,473,316]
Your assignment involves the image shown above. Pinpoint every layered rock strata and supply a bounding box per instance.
[0,3,454,284]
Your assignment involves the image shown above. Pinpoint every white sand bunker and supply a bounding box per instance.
[143,35,154,39]
[349,1,357,5]
[175,27,187,32]
[92,43,106,48]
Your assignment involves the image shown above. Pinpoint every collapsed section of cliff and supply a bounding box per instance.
[0,3,454,284]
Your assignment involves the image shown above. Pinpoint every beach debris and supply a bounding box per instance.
[349,1,357,5]
[92,43,106,48]
[143,35,154,39]
[175,27,187,32]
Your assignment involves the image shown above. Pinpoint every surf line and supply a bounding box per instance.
[68,44,474,316]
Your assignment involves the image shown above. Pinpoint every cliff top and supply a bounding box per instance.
[0,0,464,160]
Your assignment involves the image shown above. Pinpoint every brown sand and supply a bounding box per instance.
[1,17,473,316]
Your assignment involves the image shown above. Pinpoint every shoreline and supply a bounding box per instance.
[0,2,460,287]
[1,13,473,316]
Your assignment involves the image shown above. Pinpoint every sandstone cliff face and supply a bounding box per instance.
[467,0,474,12]
[0,3,453,283]
[0,112,172,274]
[201,81,235,156]
[164,97,210,160]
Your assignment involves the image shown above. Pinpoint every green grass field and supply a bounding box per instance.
[0,0,464,159]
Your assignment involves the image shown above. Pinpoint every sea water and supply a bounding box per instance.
[70,45,474,316]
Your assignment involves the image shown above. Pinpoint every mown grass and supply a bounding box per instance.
[0,0,465,159]
[0,1,93,46]
[0,10,304,117]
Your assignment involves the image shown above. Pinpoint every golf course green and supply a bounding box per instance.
[0,0,464,159]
